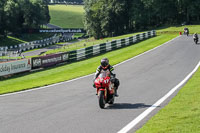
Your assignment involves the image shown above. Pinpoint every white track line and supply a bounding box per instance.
[117,62,200,132]
[0,36,180,97]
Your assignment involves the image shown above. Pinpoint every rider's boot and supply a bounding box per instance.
[115,87,119,97]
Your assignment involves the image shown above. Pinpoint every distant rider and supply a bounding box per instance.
[93,58,120,97]
[184,27,189,36]
[193,33,198,39]
[193,33,199,43]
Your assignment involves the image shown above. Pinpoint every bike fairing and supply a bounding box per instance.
[94,69,115,108]
[94,65,119,94]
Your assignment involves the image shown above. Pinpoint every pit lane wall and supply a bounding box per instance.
[0,31,155,77]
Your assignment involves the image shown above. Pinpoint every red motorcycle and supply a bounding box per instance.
[94,70,115,109]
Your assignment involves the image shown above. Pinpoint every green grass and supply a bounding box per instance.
[49,5,84,28]
[136,68,200,133]
[0,36,26,46]
[0,33,54,47]
[0,34,176,94]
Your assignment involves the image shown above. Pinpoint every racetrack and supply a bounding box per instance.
[1,35,200,133]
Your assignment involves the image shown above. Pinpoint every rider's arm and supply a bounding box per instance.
[94,66,101,80]
[109,65,116,77]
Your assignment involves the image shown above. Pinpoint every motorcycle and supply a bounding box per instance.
[94,70,115,109]
[184,29,189,36]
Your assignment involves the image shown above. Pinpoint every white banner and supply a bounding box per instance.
[0,59,32,76]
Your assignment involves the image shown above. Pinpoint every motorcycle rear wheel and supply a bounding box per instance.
[98,91,105,109]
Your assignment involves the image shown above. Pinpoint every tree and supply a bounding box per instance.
[0,0,51,37]
[0,0,6,36]
[4,0,20,35]
[84,0,129,39]
[83,0,100,38]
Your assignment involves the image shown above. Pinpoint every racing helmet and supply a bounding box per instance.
[101,58,109,69]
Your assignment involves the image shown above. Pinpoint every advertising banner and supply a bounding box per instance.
[22,28,86,33]
[0,59,32,76]
[32,53,69,69]
[39,29,86,33]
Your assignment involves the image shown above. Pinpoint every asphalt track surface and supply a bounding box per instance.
[1,35,200,133]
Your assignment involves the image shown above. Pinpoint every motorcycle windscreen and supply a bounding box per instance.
[99,69,110,78]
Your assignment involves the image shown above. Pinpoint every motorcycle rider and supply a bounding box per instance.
[93,58,120,97]
[184,27,189,36]
[193,33,198,38]
[193,33,199,43]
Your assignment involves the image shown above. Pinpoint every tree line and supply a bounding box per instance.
[83,0,200,39]
[0,0,50,37]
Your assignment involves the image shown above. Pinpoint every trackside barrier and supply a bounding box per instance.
[31,52,69,69]
[0,33,74,54]
[31,30,155,69]
[0,59,31,76]
[0,31,156,77]
[72,30,156,62]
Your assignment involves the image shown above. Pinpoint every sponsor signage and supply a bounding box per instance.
[22,29,86,33]
[22,28,86,34]
[0,59,32,76]
[39,29,86,33]
[32,52,69,68]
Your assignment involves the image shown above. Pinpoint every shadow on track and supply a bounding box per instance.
[106,103,158,110]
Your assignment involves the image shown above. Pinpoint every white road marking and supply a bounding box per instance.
[117,61,200,133]
[0,35,180,97]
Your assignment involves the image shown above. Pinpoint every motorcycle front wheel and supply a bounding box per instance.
[98,90,105,109]
[108,95,114,104]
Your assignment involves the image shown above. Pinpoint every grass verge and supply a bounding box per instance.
[0,33,54,47]
[136,67,200,133]
[0,34,177,94]
[49,5,84,28]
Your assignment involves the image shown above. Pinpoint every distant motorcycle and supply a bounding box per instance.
[94,70,115,109]
[184,29,189,36]
[194,37,198,44]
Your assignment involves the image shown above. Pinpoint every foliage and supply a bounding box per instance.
[83,0,200,39]
[0,0,50,37]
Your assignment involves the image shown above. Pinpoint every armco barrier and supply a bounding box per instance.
[0,30,156,77]
[62,30,156,64]
[1,33,73,54]
[64,30,156,64]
